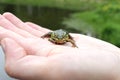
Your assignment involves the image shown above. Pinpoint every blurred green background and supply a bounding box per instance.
[0,0,120,47]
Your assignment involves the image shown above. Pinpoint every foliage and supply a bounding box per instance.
[63,1,120,47]
[0,0,103,10]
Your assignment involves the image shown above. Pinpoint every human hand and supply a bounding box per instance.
[0,12,120,80]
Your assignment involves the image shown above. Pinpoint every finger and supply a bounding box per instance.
[0,26,43,54]
[0,14,35,38]
[25,22,51,33]
[0,26,51,56]
[1,38,50,79]
[1,38,27,78]
[0,26,53,56]
[3,12,44,37]
[0,26,26,45]
[1,38,26,64]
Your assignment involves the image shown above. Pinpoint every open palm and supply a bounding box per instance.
[0,13,120,80]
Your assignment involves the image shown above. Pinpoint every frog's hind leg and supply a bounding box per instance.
[68,34,74,40]
[67,39,78,48]
[41,32,52,38]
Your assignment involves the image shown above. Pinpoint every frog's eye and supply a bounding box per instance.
[51,33,56,37]
[63,34,69,39]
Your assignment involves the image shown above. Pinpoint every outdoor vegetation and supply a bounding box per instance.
[63,0,120,47]
[0,0,120,47]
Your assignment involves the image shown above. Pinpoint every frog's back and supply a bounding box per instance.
[54,29,68,39]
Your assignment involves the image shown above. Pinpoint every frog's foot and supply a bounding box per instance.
[41,32,52,38]
[48,38,56,44]
[72,43,78,48]
[67,39,78,48]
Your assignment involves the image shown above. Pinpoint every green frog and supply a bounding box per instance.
[41,29,77,47]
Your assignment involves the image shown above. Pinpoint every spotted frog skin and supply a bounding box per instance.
[41,29,77,47]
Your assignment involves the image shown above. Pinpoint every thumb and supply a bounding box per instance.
[1,38,26,64]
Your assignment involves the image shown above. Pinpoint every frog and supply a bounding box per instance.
[41,29,77,47]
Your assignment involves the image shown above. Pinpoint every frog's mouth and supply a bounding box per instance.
[56,40,66,44]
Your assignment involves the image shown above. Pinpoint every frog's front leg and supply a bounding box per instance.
[48,38,56,44]
[41,32,52,38]
[67,39,78,48]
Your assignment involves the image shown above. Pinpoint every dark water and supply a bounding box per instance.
[0,3,75,30]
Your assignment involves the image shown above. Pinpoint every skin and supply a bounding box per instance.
[0,12,120,80]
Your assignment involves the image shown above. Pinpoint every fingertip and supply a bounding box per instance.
[2,12,13,17]
[3,12,18,23]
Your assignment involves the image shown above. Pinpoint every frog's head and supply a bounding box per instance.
[50,29,69,43]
